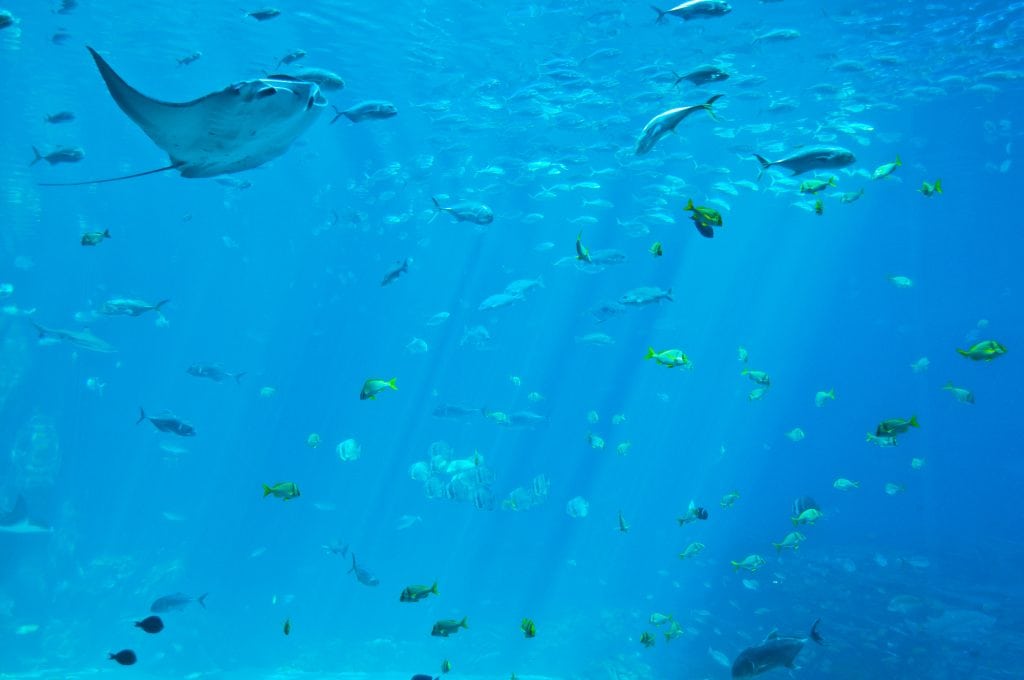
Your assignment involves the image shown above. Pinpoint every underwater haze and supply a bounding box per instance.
[1,0,1023,678]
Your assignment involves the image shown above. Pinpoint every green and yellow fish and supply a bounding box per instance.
[957,340,1006,361]
[799,177,836,194]
[876,416,919,437]
[360,377,397,400]
[872,154,902,179]
[283,618,291,636]
[646,347,690,368]
[919,179,942,197]
[441,659,452,674]
[400,582,439,603]
[263,482,300,501]
[521,617,537,638]
[791,508,824,526]
[813,198,824,215]
[640,631,656,648]
[576,231,591,262]
[649,241,663,257]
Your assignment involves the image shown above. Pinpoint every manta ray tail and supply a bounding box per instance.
[37,163,182,187]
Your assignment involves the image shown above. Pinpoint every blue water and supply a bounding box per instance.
[2,1,1023,678]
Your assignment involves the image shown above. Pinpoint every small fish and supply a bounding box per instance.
[306,433,321,448]
[731,554,767,572]
[31,145,85,166]
[785,427,805,442]
[876,416,919,437]
[186,363,245,383]
[109,650,137,666]
[919,179,942,197]
[943,382,975,404]
[276,49,306,67]
[81,229,111,246]
[799,177,836,194]
[813,198,824,215]
[888,275,914,288]
[814,389,835,407]
[957,340,1006,361]
[833,478,859,491]
[772,531,806,552]
[431,196,494,225]
[645,347,690,368]
[618,511,630,533]
[576,230,592,262]
[441,659,452,674]
[872,155,902,179]
[349,554,380,586]
[137,408,195,437]
[431,617,468,637]
[45,111,76,124]
[400,582,439,603]
[150,592,207,613]
[134,616,164,634]
[679,542,705,559]
[791,508,824,526]
[521,617,537,638]
[884,482,906,496]
[262,482,300,500]
[742,370,770,386]
[283,618,291,635]
[649,241,663,257]
[640,631,656,648]
[380,258,409,286]
[247,8,281,21]
[720,491,740,508]
[330,101,398,124]
[176,51,202,66]
[839,188,865,203]
[650,613,673,626]
[360,377,397,400]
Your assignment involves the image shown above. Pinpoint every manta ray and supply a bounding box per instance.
[0,496,53,534]
[40,47,328,185]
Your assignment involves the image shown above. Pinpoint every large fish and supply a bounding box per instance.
[31,322,116,353]
[651,0,732,22]
[635,95,723,155]
[731,620,823,678]
[752,146,855,177]
[40,47,327,185]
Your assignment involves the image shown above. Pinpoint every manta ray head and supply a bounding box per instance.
[176,77,328,178]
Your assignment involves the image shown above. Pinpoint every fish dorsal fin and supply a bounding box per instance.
[1,495,28,524]
[38,163,183,186]
[765,629,779,641]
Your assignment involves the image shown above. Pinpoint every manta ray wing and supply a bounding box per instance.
[42,48,328,185]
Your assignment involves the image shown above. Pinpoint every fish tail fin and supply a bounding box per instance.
[650,5,667,22]
[829,177,837,186]
[234,372,247,384]
[730,561,739,571]
[329,105,344,125]
[791,517,799,527]
[810,619,824,644]
[31,147,42,166]
[772,542,781,553]
[460,616,468,629]
[895,154,902,166]
[909,415,919,428]
[431,196,441,210]
[645,347,655,360]
[753,154,772,181]
[956,348,968,357]
[685,198,694,211]
[703,94,724,121]
[943,381,952,390]
[136,407,146,424]
[666,287,673,301]
[348,555,356,573]
[934,179,942,193]
[262,484,272,497]
[37,163,182,187]
[154,299,170,311]
[671,71,682,87]
[198,593,208,609]
[103,229,111,239]
[432,581,439,595]
[389,377,397,391]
